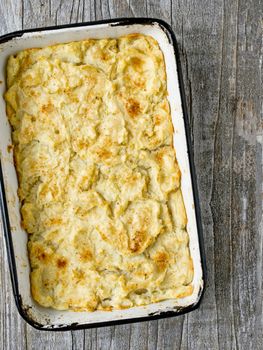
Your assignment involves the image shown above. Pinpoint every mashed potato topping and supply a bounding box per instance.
[5,34,193,311]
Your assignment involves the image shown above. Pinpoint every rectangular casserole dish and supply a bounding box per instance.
[0,18,205,330]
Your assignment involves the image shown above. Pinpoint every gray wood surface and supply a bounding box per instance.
[0,0,262,349]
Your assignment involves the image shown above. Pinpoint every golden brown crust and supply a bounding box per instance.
[5,34,193,311]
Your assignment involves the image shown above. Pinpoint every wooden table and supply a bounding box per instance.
[0,1,262,349]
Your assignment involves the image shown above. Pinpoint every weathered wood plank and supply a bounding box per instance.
[171,0,224,348]
[0,0,22,33]
[0,3,28,350]
[230,0,262,348]
[0,1,262,349]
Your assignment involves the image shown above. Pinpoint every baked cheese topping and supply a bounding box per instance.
[5,34,193,311]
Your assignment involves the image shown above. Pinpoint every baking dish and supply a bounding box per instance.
[0,18,205,330]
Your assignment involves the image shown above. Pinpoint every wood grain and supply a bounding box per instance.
[0,0,262,349]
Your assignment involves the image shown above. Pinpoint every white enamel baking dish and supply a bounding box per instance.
[0,18,205,330]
